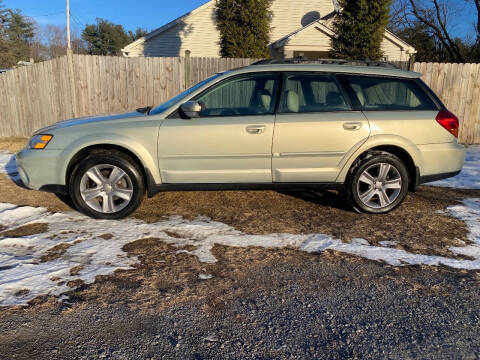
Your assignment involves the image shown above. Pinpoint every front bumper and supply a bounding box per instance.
[15,148,66,191]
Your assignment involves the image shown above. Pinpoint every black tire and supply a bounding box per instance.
[69,150,145,219]
[345,151,409,214]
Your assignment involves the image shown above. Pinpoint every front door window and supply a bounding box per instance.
[195,73,280,117]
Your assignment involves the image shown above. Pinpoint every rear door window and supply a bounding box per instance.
[339,75,438,111]
[279,73,351,113]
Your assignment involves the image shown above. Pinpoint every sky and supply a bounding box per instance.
[4,0,210,34]
[3,0,478,39]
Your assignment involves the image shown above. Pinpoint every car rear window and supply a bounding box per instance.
[339,75,438,111]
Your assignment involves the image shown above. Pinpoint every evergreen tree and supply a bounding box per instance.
[216,0,272,58]
[0,5,34,68]
[329,0,391,60]
[82,18,132,56]
[128,28,148,42]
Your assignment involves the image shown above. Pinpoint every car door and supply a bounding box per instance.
[157,72,280,183]
[272,72,371,183]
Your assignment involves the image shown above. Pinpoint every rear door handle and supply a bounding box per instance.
[343,122,362,131]
[246,125,265,134]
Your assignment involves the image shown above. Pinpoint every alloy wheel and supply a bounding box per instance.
[79,164,134,214]
[356,162,403,209]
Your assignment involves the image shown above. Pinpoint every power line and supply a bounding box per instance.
[25,11,65,18]
[69,12,83,29]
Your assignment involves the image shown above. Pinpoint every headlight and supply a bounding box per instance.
[29,134,53,149]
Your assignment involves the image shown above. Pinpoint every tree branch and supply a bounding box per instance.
[407,0,463,61]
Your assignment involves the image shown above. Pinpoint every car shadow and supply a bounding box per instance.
[278,190,355,212]
[5,154,27,189]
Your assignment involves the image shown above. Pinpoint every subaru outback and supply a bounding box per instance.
[16,59,466,219]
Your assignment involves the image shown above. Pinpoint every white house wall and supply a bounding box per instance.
[269,0,335,42]
[124,0,411,61]
[380,37,406,61]
[127,3,221,57]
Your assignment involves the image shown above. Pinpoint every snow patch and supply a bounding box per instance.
[379,241,398,247]
[1,199,480,306]
[0,150,19,181]
[198,273,213,280]
[447,198,480,258]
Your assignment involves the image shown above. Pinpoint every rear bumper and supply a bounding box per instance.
[15,148,66,191]
[419,170,461,185]
[417,142,466,178]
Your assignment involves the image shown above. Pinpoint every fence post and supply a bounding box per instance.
[185,50,191,90]
[408,54,416,71]
[67,51,78,118]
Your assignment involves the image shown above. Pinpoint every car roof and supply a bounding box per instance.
[228,64,422,79]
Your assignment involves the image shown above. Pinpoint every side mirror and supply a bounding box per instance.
[180,101,202,119]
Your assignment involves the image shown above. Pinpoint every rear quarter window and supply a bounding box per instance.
[339,75,438,111]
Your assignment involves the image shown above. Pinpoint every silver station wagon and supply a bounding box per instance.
[16,59,466,219]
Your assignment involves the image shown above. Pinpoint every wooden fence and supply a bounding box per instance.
[0,56,479,143]
[0,55,255,138]
[413,62,480,144]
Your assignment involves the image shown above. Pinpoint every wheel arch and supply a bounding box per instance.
[336,136,421,191]
[64,143,159,196]
[368,145,418,191]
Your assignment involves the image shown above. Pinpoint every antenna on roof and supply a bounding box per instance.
[332,0,341,12]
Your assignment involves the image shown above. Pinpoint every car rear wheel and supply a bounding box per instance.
[346,151,409,214]
[69,151,145,219]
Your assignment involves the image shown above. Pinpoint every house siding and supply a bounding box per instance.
[127,3,221,57]
[269,0,334,42]
[124,0,412,61]
[381,37,405,61]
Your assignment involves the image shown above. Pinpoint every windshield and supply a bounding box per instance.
[149,73,223,115]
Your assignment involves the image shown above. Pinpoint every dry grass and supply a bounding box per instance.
[0,175,71,213]
[66,238,327,313]
[0,223,48,238]
[0,138,28,153]
[24,238,475,316]
[132,186,477,258]
[0,168,477,258]
[98,234,113,240]
[40,243,72,262]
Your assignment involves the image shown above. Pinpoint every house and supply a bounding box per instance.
[121,0,416,62]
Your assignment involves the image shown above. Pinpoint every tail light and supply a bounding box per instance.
[436,110,459,138]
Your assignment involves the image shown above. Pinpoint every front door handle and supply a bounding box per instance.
[246,125,265,134]
[343,122,362,131]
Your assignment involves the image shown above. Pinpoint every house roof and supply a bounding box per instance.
[122,1,416,55]
[270,19,335,48]
[122,0,215,54]
[271,13,416,54]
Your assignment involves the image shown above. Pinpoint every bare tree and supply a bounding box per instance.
[392,0,479,62]
[31,24,85,61]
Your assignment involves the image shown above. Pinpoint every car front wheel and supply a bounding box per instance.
[69,151,145,219]
[346,151,409,214]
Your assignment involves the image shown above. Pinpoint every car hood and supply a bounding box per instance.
[34,111,144,134]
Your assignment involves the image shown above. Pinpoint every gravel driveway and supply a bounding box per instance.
[1,251,480,360]
[1,139,480,359]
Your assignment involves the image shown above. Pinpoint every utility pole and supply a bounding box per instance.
[66,0,72,54]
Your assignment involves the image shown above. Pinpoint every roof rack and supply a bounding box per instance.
[252,57,401,69]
